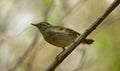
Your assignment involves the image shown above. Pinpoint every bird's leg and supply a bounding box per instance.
[62,47,65,52]
[56,47,65,59]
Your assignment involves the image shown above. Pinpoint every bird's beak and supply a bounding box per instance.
[31,24,37,26]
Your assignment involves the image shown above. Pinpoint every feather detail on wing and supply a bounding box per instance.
[49,26,80,35]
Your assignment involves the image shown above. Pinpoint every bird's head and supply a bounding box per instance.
[32,22,51,31]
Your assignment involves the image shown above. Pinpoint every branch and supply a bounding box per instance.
[45,0,120,71]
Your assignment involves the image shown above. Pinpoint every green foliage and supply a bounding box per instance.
[43,0,51,6]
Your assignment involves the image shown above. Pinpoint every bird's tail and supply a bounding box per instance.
[82,39,94,44]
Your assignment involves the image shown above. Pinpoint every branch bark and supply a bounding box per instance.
[45,0,120,71]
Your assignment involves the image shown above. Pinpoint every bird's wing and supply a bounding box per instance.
[49,26,80,35]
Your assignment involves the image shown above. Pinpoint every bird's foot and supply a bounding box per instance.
[56,48,65,59]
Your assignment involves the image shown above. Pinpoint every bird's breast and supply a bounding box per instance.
[42,31,77,47]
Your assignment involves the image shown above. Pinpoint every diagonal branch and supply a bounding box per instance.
[45,0,120,71]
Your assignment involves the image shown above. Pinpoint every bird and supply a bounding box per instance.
[32,22,94,51]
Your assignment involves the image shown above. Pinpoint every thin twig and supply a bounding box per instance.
[45,0,120,71]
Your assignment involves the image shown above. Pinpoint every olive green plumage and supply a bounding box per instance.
[32,22,94,50]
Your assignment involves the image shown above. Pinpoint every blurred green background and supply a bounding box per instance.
[0,0,120,71]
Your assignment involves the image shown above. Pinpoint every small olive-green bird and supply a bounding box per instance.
[32,22,94,51]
